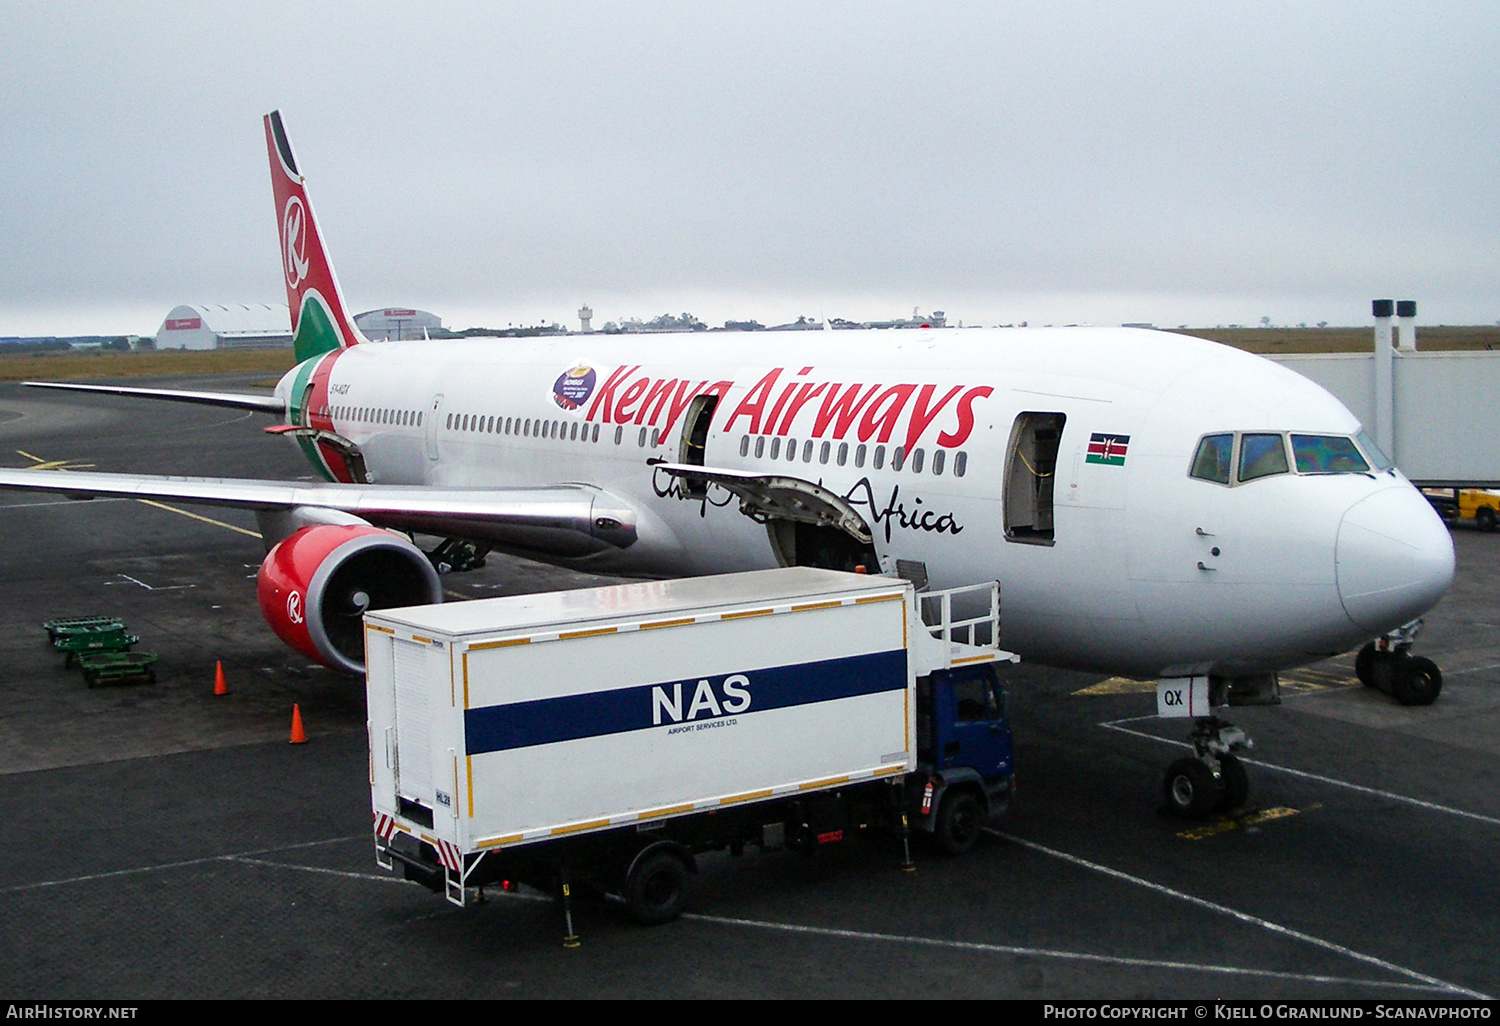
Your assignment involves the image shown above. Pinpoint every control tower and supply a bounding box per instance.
[578,305,594,333]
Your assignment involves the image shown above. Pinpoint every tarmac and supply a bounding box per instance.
[0,375,1496,999]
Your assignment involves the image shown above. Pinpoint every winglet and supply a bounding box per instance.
[265,110,369,363]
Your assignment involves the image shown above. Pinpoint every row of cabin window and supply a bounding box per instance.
[737,434,968,477]
[329,405,421,427]
[446,412,603,444]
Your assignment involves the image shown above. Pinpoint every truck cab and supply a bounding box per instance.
[913,663,1015,854]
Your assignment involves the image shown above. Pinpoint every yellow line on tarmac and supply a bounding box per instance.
[1177,804,1319,842]
[17,449,262,540]
[1073,677,1156,696]
[134,499,262,539]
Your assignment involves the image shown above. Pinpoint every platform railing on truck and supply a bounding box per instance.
[917,581,1005,669]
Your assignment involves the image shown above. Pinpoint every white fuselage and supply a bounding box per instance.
[278,326,1454,679]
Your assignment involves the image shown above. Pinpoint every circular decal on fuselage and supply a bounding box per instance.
[553,364,597,411]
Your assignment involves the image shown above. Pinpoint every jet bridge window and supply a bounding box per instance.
[1004,412,1064,544]
[1239,433,1289,482]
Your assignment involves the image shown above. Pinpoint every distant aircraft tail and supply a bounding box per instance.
[264,110,369,363]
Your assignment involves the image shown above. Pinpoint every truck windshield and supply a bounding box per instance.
[953,676,1003,721]
[1291,435,1370,474]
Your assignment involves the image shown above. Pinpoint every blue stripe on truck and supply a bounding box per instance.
[464,648,907,755]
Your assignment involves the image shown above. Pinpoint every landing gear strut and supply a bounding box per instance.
[1355,619,1442,706]
[1162,717,1252,819]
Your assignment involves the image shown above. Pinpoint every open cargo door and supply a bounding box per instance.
[651,462,879,572]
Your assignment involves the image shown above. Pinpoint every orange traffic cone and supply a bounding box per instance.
[289,703,307,744]
[213,661,228,696]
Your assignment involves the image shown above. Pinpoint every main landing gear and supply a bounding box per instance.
[426,537,491,575]
[1162,717,1252,819]
[1355,619,1442,706]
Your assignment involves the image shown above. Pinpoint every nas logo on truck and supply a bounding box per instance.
[463,650,907,756]
[552,364,597,412]
[652,674,753,728]
[286,591,304,625]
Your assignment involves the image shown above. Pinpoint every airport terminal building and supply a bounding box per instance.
[155,303,292,350]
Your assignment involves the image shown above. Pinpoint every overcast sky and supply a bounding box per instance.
[2,1,1496,336]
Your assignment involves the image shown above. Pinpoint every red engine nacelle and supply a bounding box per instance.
[257,524,444,674]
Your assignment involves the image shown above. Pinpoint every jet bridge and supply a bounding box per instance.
[1264,349,1500,487]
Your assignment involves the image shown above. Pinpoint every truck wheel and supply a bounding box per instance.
[934,791,983,855]
[1355,643,1376,687]
[1478,507,1497,533]
[1392,655,1442,706]
[1216,754,1249,812]
[624,850,691,925]
[1163,758,1220,819]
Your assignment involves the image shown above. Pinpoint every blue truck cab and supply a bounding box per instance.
[912,662,1016,854]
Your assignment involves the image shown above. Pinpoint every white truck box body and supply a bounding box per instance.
[365,568,926,856]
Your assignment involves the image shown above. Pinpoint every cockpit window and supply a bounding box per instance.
[1355,429,1394,472]
[1291,434,1370,474]
[1190,434,1233,484]
[1238,433,1289,482]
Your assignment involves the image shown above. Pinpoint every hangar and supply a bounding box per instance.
[353,307,443,340]
[155,303,292,350]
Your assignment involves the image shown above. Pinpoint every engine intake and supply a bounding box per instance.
[257,524,443,674]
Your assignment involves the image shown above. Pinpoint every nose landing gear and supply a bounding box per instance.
[1162,717,1253,819]
[1356,619,1443,706]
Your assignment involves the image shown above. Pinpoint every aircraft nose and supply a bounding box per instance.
[1336,486,1454,632]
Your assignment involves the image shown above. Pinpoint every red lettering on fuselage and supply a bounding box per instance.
[586,364,642,423]
[722,368,783,435]
[776,382,829,435]
[584,365,991,448]
[813,383,880,439]
[614,377,651,423]
[858,384,917,443]
[937,386,994,448]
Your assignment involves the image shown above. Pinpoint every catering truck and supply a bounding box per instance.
[364,567,1017,931]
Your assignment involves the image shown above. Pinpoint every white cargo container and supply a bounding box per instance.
[366,567,1016,928]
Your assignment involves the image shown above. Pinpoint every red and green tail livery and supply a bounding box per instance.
[265,110,369,364]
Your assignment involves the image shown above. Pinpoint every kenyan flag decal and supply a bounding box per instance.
[1086,433,1130,466]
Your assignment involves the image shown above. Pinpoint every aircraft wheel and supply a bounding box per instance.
[1163,758,1220,819]
[934,790,983,855]
[1392,655,1442,706]
[1216,753,1249,812]
[1478,507,1497,533]
[1355,643,1376,687]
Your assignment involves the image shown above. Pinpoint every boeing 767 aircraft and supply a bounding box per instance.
[0,112,1455,816]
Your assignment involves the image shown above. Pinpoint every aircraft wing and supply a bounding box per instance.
[0,468,638,555]
[22,381,286,414]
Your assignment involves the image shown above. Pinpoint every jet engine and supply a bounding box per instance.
[257,523,443,675]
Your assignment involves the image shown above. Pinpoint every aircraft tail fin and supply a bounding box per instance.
[264,110,370,363]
